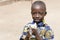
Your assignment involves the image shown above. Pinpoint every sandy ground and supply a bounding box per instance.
[0,0,60,40]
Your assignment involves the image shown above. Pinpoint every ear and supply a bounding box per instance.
[45,12,47,14]
[44,12,47,16]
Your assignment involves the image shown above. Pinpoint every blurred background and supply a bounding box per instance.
[0,0,60,40]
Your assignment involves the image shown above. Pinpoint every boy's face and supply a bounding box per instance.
[31,5,46,23]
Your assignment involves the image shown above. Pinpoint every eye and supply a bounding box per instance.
[31,12,46,15]
[38,12,43,15]
[38,12,46,15]
[32,12,37,14]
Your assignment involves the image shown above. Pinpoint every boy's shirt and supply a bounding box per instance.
[20,21,54,40]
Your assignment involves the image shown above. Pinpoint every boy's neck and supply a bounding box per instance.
[33,20,43,24]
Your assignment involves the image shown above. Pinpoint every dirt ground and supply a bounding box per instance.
[0,0,60,40]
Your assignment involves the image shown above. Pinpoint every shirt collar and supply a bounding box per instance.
[32,21,45,27]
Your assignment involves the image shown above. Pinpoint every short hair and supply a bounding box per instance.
[31,1,46,10]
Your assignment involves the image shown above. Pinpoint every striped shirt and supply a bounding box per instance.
[20,21,54,40]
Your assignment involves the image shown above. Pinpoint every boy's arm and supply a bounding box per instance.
[45,26,54,40]
[45,29,54,40]
[32,29,42,40]
[20,25,31,40]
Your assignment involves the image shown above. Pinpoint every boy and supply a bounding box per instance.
[20,1,54,40]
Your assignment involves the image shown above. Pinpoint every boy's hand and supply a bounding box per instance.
[32,29,38,35]
[25,29,42,40]
[32,29,42,40]
[25,31,31,40]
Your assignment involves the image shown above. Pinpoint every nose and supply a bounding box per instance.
[36,12,42,18]
[36,13,39,17]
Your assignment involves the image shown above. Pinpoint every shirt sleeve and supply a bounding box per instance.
[20,24,29,40]
[44,26,54,40]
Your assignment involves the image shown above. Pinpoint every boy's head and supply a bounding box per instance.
[31,1,47,23]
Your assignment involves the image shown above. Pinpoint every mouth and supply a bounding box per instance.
[34,19,40,22]
[33,18,42,22]
[35,19,40,21]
